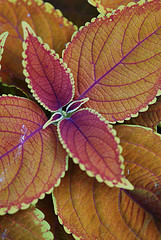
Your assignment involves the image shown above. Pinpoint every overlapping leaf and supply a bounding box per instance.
[0,0,76,81]
[21,22,131,189]
[0,207,53,240]
[53,124,161,239]
[88,0,139,13]
[37,195,75,240]
[115,124,161,221]
[0,96,67,214]
[22,22,74,112]
[0,82,29,98]
[124,96,161,129]
[58,108,133,189]
[63,0,161,122]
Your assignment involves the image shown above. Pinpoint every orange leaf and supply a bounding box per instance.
[0,0,76,81]
[63,0,161,122]
[0,207,53,240]
[53,160,161,239]
[0,96,67,214]
[124,96,161,129]
[88,0,139,13]
[115,124,161,221]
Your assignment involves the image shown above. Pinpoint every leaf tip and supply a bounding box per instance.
[117,178,134,190]
[21,21,36,40]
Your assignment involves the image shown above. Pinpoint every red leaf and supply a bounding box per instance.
[57,108,133,189]
[0,96,67,214]
[22,22,75,112]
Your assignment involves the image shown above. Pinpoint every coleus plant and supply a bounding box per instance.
[1,0,161,239]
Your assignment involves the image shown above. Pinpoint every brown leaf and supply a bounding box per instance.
[0,206,53,239]
[63,0,161,122]
[115,124,161,221]
[0,96,67,214]
[0,0,76,82]
[53,159,161,239]
[124,96,161,130]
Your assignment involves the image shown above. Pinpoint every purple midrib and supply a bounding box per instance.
[0,125,43,160]
[80,25,161,99]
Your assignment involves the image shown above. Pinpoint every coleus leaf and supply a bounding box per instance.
[0,32,8,69]
[0,96,67,214]
[63,0,161,122]
[36,195,75,239]
[53,123,161,239]
[21,22,132,190]
[22,21,75,112]
[0,0,76,81]
[124,96,161,130]
[58,108,133,189]
[87,0,139,13]
[0,207,53,240]
[115,124,161,221]
[53,161,161,239]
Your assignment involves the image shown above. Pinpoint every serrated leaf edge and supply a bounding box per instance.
[63,1,161,125]
[88,0,149,15]
[32,208,54,240]
[57,107,134,190]
[0,96,69,214]
[22,21,75,112]
[52,193,81,240]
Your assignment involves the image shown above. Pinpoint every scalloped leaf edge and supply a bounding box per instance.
[21,21,75,112]
[63,0,161,124]
[52,193,80,240]
[57,107,134,190]
[33,208,54,240]
[0,119,69,216]
[0,31,9,69]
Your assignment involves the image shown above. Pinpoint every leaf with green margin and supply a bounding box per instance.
[57,108,133,190]
[63,0,161,123]
[115,124,161,221]
[22,21,75,112]
[0,31,8,69]
[0,206,53,240]
[87,0,140,14]
[53,160,161,240]
[36,194,75,240]
[124,96,161,130]
[0,0,76,82]
[0,82,29,98]
[0,95,67,215]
